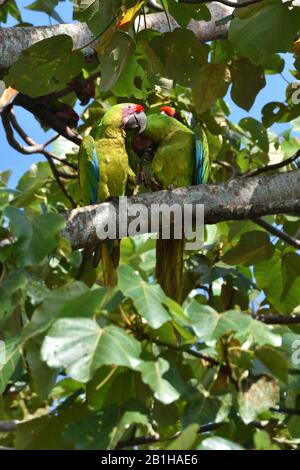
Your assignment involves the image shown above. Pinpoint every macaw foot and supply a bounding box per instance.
[144,174,163,191]
[104,195,119,205]
[136,170,145,185]
[167,183,175,191]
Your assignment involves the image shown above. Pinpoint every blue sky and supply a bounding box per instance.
[0,1,296,187]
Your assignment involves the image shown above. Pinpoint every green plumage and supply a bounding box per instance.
[142,113,210,303]
[78,104,136,286]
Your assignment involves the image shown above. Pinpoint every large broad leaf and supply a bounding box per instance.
[13,162,52,208]
[238,376,279,424]
[16,402,88,450]
[138,357,180,404]
[151,29,209,87]
[5,207,65,267]
[64,400,149,450]
[198,437,244,450]
[41,319,141,382]
[99,31,133,92]
[118,265,171,329]
[6,35,84,98]
[239,118,269,153]
[187,303,281,347]
[183,393,232,427]
[164,0,211,27]
[222,231,274,266]
[192,64,231,115]
[230,58,266,111]
[255,252,300,314]
[229,1,300,64]
[167,424,199,450]
[0,337,22,395]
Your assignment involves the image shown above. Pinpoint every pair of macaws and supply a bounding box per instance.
[78,103,209,303]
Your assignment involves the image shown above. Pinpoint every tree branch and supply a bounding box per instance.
[2,108,77,207]
[245,149,300,178]
[0,420,18,432]
[0,4,233,71]
[255,314,300,325]
[62,169,300,249]
[252,217,300,249]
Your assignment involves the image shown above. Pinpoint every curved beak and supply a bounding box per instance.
[124,111,147,134]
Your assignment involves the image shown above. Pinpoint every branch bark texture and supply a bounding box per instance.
[62,170,300,249]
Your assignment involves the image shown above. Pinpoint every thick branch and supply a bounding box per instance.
[62,169,300,249]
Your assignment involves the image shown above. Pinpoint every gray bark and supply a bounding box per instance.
[62,170,300,249]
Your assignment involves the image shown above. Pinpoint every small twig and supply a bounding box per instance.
[14,94,82,146]
[253,217,300,249]
[116,422,223,449]
[254,314,300,325]
[152,337,220,366]
[270,407,300,416]
[244,149,300,178]
[160,0,172,32]
[2,108,77,207]
[215,159,239,179]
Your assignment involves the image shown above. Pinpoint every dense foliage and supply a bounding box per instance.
[0,0,300,450]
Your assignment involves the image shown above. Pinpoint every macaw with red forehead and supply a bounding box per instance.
[78,103,147,286]
[134,106,209,303]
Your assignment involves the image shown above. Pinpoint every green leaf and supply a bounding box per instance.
[151,29,209,87]
[238,376,279,424]
[184,393,232,427]
[253,429,280,450]
[25,0,64,23]
[239,118,269,152]
[6,35,84,98]
[118,265,171,329]
[167,423,199,450]
[16,402,87,450]
[256,346,288,383]
[255,252,300,314]
[64,400,149,450]
[229,1,300,64]
[5,207,65,266]
[13,162,52,208]
[164,0,211,27]
[0,337,22,395]
[25,340,58,400]
[138,358,180,404]
[192,64,231,115]
[100,31,133,92]
[222,231,274,266]
[198,437,244,450]
[41,319,141,382]
[231,58,265,111]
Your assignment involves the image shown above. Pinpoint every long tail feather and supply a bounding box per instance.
[156,237,184,303]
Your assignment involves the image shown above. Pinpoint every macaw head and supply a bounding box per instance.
[160,105,182,122]
[122,103,147,133]
[101,103,147,134]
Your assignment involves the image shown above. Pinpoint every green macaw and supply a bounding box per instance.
[78,103,147,286]
[137,107,210,303]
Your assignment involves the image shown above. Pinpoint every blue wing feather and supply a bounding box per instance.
[90,147,100,204]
